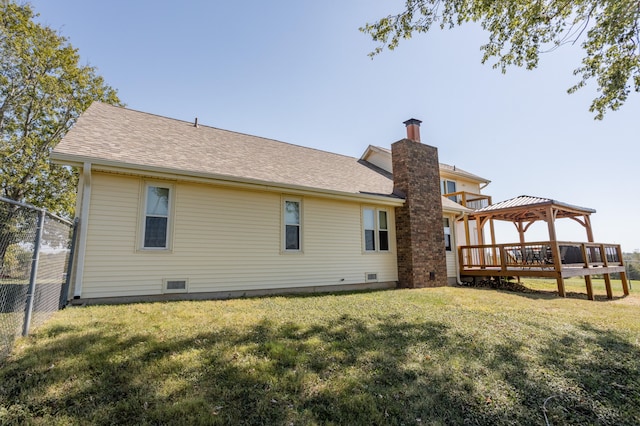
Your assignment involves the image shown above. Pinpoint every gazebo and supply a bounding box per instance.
[458,195,629,300]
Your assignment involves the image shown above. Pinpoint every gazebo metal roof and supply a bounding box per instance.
[465,194,598,246]
[470,195,596,222]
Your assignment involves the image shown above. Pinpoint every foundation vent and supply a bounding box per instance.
[164,279,188,293]
[365,272,379,282]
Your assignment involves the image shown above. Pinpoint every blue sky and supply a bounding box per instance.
[30,0,639,251]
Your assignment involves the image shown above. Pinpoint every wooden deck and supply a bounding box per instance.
[459,241,630,300]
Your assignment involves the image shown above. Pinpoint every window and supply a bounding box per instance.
[443,218,452,251]
[363,207,390,252]
[284,199,301,251]
[364,208,376,251]
[379,210,389,251]
[442,179,457,202]
[143,184,171,249]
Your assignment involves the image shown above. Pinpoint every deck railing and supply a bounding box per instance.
[459,241,628,300]
[459,241,624,271]
[442,191,491,210]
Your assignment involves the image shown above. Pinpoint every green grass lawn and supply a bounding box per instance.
[1,279,638,425]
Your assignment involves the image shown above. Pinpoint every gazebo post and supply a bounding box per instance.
[584,215,595,242]
[580,244,594,300]
[517,221,526,262]
[545,206,557,241]
[476,216,485,267]
[545,206,565,297]
[616,245,630,296]
[489,219,497,263]
[463,215,471,245]
[584,275,594,300]
[582,214,601,295]
[601,243,613,299]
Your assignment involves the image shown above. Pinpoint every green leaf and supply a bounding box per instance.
[0,3,122,217]
[361,0,640,119]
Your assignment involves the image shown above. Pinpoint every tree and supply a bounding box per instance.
[1,2,121,215]
[627,263,640,280]
[624,251,640,280]
[360,0,640,120]
[1,2,121,264]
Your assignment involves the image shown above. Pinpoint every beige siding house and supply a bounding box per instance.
[52,103,489,303]
[359,146,488,284]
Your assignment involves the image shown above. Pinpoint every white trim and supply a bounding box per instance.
[73,162,92,298]
[441,196,473,214]
[442,179,457,196]
[362,206,391,253]
[139,181,175,251]
[453,211,466,284]
[282,196,303,253]
[359,144,388,161]
[50,154,405,207]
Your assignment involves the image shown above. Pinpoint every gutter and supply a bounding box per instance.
[453,211,467,285]
[51,153,406,208]
[73,162,92,298]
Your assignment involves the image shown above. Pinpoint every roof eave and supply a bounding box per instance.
[359,144,391,161]
[441,197,474,214]
[439,166,491,185]
[52,152,405,207]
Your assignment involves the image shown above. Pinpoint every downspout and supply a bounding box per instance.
[73,162,92,299]
[454,211,466,285]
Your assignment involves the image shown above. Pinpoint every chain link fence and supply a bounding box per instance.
[0,197,76,358]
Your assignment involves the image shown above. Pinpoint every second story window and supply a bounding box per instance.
[442,180,457,202]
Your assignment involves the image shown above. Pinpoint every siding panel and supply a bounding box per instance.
[80,173,398,299]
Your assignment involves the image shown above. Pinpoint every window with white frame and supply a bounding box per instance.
[143,184,171,249]
[363,207,390,252]
[441,179,458,202]
[443,217,452,251]
[283,199,301,251]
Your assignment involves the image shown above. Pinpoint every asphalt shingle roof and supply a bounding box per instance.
[370,146,490,184]
[53,103,397,198]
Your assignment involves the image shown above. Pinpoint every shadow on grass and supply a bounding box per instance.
[1,312,639,425]
[458,280,632,303]
[504,289,630,302]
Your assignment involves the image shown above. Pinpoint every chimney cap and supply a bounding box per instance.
[403,118,422,126]
[403,118,422,142]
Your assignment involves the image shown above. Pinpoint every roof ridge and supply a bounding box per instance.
[91,102,360,161]
[56,102,397,198]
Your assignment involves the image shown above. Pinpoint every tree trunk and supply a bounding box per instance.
[0,203,21,272]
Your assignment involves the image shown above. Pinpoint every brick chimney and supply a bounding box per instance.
[392,119,448,288]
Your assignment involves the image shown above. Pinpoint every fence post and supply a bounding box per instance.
[22,209,45,336]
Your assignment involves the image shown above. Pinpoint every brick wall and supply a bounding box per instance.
[391,139,448,288]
